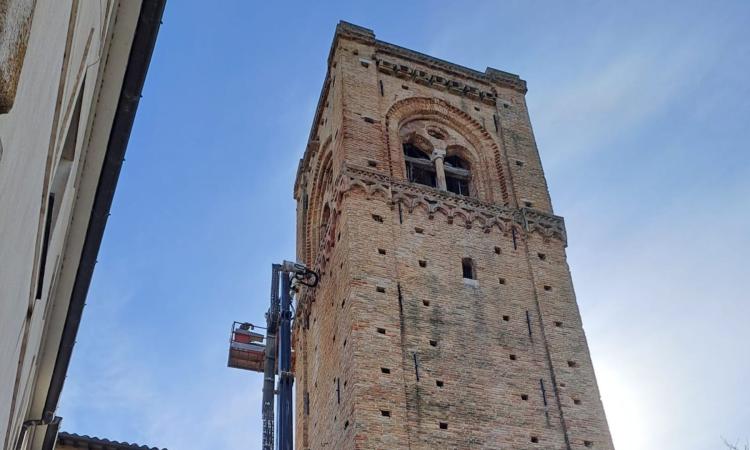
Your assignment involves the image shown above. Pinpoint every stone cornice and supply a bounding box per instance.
[334,21,527,94]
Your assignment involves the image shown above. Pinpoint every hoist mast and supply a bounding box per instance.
[227,261,318,450]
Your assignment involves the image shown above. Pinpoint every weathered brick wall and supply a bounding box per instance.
[292,21,614,450]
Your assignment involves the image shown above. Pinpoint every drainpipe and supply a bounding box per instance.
[14,414,61,450]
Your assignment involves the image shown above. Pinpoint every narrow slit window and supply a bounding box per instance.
[461,258,475,279]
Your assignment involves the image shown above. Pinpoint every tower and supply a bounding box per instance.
[292,22,614,450]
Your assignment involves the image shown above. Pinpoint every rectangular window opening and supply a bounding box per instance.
[567,360,578,368]
[502,315,510,321]
[414,227,424,234]
[422,300,430,306]
[381,367,390,374]
[531,436,539,443]
[377,327,386,335]
[494,246,502,254]
[418,260,427,267]
[376,286,386,293]
[499,277,506,285]
[554,321,563,327]
[429,340,437,347]
[436,380,444,387]
[544,285,552,291]
[380,410,391,417]
[372,214,383,223]
[537,252,546,261]
[461,258,475,279]
[439,422,448,430]
[509,354,517,361]
[378,248,386,255]
[521,394,529,401]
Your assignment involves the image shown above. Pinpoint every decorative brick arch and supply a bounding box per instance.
[305,138,333,265]
[385,97,510,205]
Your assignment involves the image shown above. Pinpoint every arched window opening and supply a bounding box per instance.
[444,155,470,196]
[403,143,436,188]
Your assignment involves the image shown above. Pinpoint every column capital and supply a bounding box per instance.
[430,148,446,162]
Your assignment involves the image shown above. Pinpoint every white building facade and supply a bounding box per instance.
[0,1,164,448]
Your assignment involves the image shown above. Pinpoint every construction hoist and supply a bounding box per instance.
[227,261,318,450]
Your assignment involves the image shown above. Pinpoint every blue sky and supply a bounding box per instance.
[59,1,750,449]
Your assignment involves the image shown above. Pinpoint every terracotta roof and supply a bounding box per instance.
[56,432,167,450]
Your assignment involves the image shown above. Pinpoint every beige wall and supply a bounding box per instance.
[0,1,144,449]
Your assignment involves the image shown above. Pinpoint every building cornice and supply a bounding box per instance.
[335,21,527,93]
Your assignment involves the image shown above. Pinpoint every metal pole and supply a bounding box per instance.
[261,265,281,450]
[278,272,294,450]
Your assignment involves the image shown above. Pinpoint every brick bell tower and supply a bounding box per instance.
[292,22,614,450]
